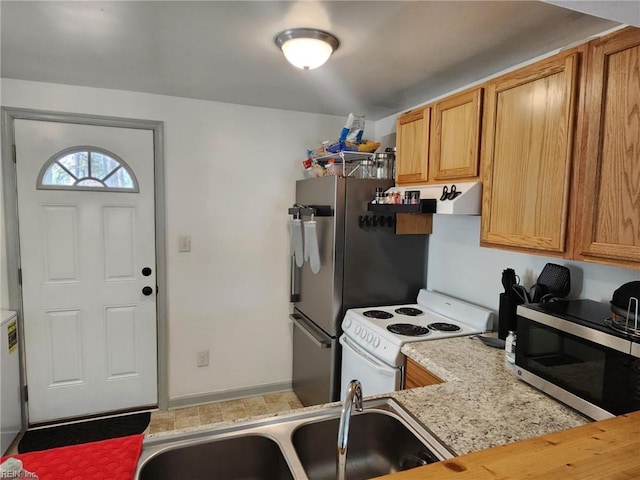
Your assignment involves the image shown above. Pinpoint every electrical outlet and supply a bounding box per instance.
[197,350,209,367]
[179,235,191,252]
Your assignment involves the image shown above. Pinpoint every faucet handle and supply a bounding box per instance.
[344,379,364,411]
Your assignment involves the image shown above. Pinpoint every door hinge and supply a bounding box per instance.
[18,268,22,285]
[23,385,28,402]
[12,144,17,163]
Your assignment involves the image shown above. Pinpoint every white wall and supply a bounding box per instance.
[0,78,347,402]
[426,216,638,313]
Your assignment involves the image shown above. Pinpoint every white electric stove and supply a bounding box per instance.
[339,289,493,397]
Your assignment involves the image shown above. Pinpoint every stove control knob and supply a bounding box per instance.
[355,325,361,335]
[360,329,367,339]
[373,337,380,348]
[366,332,373,342]
[343,317,352,329]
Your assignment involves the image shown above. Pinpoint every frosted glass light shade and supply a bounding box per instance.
[281,37,333,69]
[275,29,339,70]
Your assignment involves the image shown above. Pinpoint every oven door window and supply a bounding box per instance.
[517,318,640,415]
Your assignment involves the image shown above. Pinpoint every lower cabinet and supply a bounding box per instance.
[404,357,444,389]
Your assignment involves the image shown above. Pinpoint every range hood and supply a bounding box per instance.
[391,182,482,215]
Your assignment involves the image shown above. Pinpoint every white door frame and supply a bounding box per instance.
[1,107,168,426]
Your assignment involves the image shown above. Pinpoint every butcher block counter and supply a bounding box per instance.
[373,336,640,479]
[374,410,640,479]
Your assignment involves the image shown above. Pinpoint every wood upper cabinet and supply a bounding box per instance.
[396,88,482,186]
[396,107,430,184]
[430,87,483,181]
[480,50,580,253]
[404,357,444,389]
[574,27,640,269]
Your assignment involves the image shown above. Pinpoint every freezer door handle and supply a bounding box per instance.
[290,314,331,348]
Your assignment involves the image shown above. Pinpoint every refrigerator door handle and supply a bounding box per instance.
[290,258,300,302]
[290,314,331,349]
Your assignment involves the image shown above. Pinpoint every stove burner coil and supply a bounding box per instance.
[428,322,461,332]
[363,310,394,320]
[394,307,424,316]
[386,323,430,336]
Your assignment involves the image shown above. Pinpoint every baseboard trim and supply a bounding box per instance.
[167,381,293,410]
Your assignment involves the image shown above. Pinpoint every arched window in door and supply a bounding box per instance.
[37,146,139,192]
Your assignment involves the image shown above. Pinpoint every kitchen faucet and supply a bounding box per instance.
[337,379,363,480]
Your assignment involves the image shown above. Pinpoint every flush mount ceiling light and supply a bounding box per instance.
[275,28,340,70]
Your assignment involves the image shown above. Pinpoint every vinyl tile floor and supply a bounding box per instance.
[146,390,304,434]
[1,391,304,456]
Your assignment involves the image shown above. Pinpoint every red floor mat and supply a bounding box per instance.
[2,433,144,480]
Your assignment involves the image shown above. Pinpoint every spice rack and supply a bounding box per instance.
[368,199,436,235]
[313,151,375,177]
[367,199,436,214]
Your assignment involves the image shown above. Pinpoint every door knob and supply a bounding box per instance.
[142,267,152,276]
[142,286,154,296]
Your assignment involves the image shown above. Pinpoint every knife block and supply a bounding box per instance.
[498,293,523,340]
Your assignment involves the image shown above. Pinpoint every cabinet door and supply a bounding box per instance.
[430,87,483,181]
[576,28,640,269]
[404,357,444,389]
[396,107,430,184]
[481,51,579,253]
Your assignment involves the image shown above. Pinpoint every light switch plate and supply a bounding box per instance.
[179,235,191,252]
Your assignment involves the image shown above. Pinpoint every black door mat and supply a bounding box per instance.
[18,412,150,453]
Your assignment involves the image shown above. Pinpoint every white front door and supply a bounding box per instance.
[15,119,158,424]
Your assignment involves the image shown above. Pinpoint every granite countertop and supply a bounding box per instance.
[392,335,589,455]
[146,334,589,459]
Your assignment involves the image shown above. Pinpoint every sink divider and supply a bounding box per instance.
[135,397,454,480]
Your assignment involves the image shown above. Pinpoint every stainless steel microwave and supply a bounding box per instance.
[515,300,640,421]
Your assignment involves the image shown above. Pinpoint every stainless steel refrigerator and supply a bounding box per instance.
[289,176,427,406]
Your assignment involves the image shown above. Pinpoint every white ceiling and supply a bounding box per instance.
[0,1,624,120]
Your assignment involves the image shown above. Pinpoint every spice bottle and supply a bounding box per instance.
[505,330,517,366]
[373,187,384,204]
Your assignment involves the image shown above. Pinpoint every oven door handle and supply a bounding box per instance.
[339,335,397,375]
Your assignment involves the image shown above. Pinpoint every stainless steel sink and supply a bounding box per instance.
[135,398,454,480]
[293,412,440,480]
[138,435,294,480]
